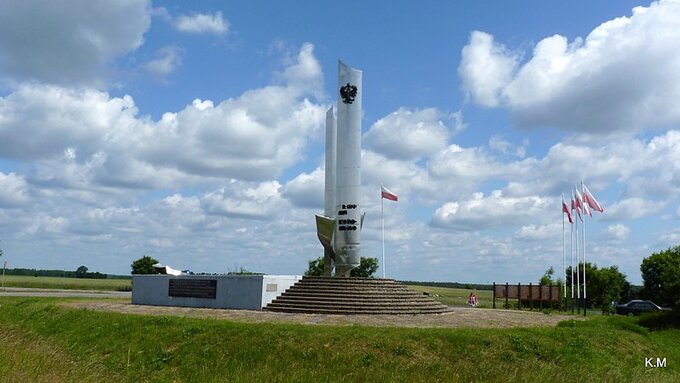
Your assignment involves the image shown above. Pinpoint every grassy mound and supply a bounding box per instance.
[0,297,678,382]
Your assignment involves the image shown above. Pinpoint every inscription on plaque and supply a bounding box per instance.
[266,283,278,292]
[337,203,358,231]
[168,279,217,299]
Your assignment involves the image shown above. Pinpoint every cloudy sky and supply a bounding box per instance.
[1,0,679,284]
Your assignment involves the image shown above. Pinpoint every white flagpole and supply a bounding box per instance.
[381,185,385,279]
[562,195,566,300]
[575,188,580,313]
[570,204,574,313]
[582,181,587,316]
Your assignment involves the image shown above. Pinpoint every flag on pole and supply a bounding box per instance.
[381,185,398,201]
[581,194,592,218]
[562,197,573,224]
[575,188,591,218]
[582,184,604,213]
[380,185,397,279]
[572,191,583,222]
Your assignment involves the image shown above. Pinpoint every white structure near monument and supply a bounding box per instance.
[132,274,301,310]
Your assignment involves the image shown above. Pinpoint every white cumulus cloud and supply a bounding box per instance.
[458,31,518,107]
[201,181,286,220]
[459,0,680,133]
[515,223,560,241]
[607,224,631,242]
[281,168,324,209]
[431,190,553,230]
[0,0,151,85]
[603,197,665,221]
[174,11,229,35]
[0,44,327,189]
[143,46,182,78]
[0,172,30,208]
[363,108,450,161]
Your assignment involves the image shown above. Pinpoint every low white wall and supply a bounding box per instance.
[132,274,301,310]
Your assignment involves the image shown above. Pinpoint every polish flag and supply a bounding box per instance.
[582,184,604,213]
[572,191,583,222]
[381,185,398,201]
[562,198,573,224]
[575,188,591,218]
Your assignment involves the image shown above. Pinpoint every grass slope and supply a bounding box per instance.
[0,297,677,382]
[0,325,112,383]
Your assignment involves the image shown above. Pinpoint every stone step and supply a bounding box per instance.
[301,276,397,283]
[297,281,407,290]
[265,306,452,315]
[282,287,419,295]
[290,284,406,289]
[276,294,434,303]
[267,300,443,308]
[264,277,449,315]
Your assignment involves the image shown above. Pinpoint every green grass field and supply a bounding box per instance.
[0,275,131,291]
[0,297,678,382]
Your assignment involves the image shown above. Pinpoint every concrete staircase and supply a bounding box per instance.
[264,276,451,315]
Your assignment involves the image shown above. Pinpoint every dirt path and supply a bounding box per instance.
[67,301,582,328]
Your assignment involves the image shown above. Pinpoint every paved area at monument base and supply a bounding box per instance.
[67,301,581,328]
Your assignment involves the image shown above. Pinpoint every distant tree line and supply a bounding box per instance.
[4,267,129,280]
[401,281,494,291]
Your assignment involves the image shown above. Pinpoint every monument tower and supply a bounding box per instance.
[316,60,363,277]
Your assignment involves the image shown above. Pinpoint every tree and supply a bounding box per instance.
[588,265,630,313]
[304,257,325,276]
[131,255,159,275]
[641,246,680,308]
[305,256,379,278]
[539,267,555,285]
[75,265,88,278]
[566,262,630,311]
[351,257,379,278]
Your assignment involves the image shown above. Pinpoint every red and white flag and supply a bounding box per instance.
[572,191,583,222]
[562,197,573,224]
[575,188,591,218]
[381,185,398,201]
[582,184,604,213]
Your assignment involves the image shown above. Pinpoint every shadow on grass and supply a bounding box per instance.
[637,311,680,331]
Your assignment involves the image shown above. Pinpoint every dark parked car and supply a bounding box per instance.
[615,300,671,316]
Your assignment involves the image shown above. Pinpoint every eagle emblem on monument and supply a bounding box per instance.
[340,83,358,104]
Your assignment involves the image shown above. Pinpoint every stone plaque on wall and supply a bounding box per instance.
[168,279,217,299]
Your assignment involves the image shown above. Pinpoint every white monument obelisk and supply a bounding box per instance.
[322,107,337,275]
[334,60,362,276]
